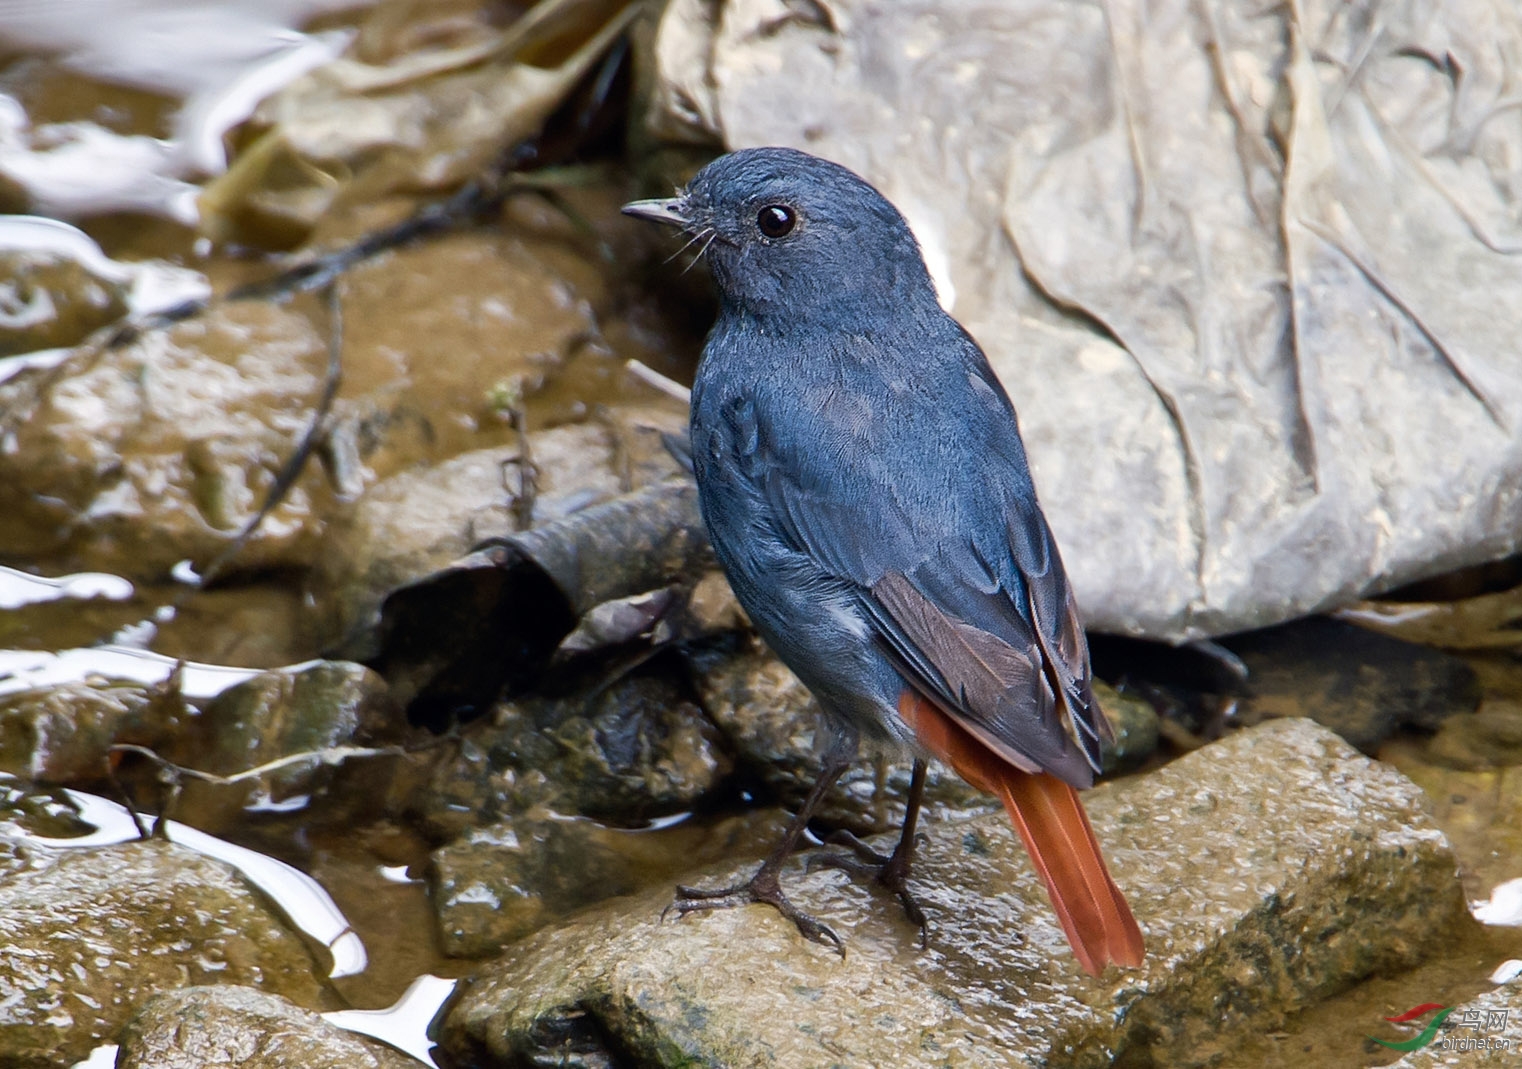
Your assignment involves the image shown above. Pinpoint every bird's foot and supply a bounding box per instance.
[809,830,929,947]
[663,868,844,955]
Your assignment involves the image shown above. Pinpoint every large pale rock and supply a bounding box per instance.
[644,0,1522,639]
[443,720,1471,1068]
[0,840,326,1069]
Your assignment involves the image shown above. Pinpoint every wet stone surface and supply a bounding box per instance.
[0,680,171,783]
[499,671,731,822]
[404,667,730,841]
[0,838,326,1069]
[688,640,1022,832]
[116,985,418,1069]
[443,719,1471,1069]
[429,807,789,958]
[173,659,400,815]
[314,409,686,654]
[0,250,127,357]
[0,300,332,578]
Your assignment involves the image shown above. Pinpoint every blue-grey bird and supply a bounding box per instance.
[623,147,1143,974]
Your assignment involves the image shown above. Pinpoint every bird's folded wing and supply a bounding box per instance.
[758,452,1104,788]
[871,569,1097,788]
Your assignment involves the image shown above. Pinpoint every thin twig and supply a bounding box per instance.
[192,280,346,591]
[625,359,692,404]
[503,407,539,533]
[109,742,408,788]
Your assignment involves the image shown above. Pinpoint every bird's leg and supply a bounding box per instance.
[665,738,855,954]
[811,758,930,946]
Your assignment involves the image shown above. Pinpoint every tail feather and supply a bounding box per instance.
[899,692,1144,975]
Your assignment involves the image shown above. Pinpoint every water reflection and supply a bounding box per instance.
[67,1044,117,1069]
[0,1,358,220]
[65,969,456,1069]
[1491,960,1522,984]
[0,563,133,609]
[0,215,210,323]
[322,973,457,1068]
[30,788,367,978]
[0,645,317,698]
[1474,877,1522,927]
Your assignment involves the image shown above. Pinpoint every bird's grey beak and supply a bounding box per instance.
[621,197,690,229]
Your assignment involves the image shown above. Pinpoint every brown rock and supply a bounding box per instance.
[117,986,416,1069]
[442,720,1471,1069]
[0,839,326,1068]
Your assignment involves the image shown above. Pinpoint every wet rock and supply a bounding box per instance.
[0,775,87,881]
[329,225,614,469]
[1225,617,1481,752]
[403,731,510,843]
[1426,701,1522,771]
[520,672,730,821]
[117,985,416,1069]
[364,473,711,726]
[0,301,333,578]
[1384,985,1522,1067]
[0,838,326,1069]
[169,661,399,818]
[686,641,996,833]
[408,669,730,839]
[442,720,1469,1069]
[685,640,821,788]
[0,679,196,785]
[1094,678,1160,773]
[316,410,686,656]
[683,567,749,633]
[0,250,127,357]
[429,808,788,957]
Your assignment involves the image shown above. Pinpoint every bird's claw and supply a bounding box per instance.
[811,829,891,868]
[664,875,845,955]
[809,830,930,948]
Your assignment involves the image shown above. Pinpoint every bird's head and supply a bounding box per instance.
[624,147,936,328]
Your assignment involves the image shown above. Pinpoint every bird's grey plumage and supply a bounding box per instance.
[663,147,1105,789]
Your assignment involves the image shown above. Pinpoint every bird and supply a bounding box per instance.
[622,146,1144,975]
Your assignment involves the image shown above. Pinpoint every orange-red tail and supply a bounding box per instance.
[899,692,1144,975]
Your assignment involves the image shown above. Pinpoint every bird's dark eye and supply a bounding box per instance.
[756,204,796,238]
